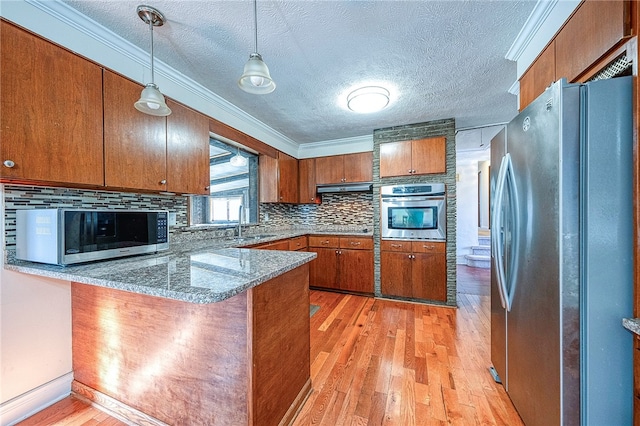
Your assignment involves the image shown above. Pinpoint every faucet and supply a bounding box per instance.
[237,205,244,238]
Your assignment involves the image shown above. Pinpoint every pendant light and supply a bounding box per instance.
[230,147,248,167]
[238,0,275,94]
[134,5,172,116]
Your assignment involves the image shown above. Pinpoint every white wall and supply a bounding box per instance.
[0,186,73,426]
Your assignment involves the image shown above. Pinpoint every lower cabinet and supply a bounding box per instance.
[308,235,373,295]
[381,240,446,302]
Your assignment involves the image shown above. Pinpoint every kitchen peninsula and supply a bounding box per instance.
[6,242,316,426]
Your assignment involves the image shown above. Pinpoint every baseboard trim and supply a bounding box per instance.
[71,381,168,426]
[0,372,73,426]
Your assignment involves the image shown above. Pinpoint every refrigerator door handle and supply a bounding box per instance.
[492,154,509,310]
[503,155,520,312]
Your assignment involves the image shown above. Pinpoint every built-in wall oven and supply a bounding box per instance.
[381,183,446,240]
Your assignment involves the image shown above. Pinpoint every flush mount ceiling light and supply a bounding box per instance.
[134,5,171,116]
[238,0,275,94]
[230,147,248,167]
[347,86,390,113]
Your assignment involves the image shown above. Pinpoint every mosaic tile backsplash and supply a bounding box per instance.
[2,185,373,250]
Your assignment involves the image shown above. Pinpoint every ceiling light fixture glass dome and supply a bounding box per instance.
[347,86,390,113]
[238,0,275,94]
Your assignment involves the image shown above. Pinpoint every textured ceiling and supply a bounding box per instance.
[62,0,536,145]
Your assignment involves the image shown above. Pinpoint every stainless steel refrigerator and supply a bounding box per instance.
[490,76,634,425]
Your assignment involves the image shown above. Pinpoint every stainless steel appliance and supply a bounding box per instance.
[381,183,446,240]
[490,76,633,425]
[16,209,169,265]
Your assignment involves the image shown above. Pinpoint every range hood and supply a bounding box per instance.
[316,182,373,193]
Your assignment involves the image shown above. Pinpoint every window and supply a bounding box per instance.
[190,138,259,226]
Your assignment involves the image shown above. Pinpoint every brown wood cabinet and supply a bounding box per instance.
[519,0,631,110]
[315,152,373,184]
[519,41,556,110]
[71,264,311,426]
[104,72,210,194]
[380,240,446,302]
[104,71,168,192]
[166,100,211,195]
[289,235,308,251]
[555,0,630,83]
[259,152,299,203]
[308,235,373,294]
[379,137,446,177]
[298,158,320,204]
[0,20,104,186]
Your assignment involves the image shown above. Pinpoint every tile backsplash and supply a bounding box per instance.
[2,185,373,250]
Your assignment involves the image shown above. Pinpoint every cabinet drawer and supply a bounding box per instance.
[411,241,446,253]
[339,236,373,250]
[308,235,339,248]
[381,240,412,252]
[289,235,308,251]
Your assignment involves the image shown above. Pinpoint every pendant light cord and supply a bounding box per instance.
[149,17,155,84]
[253,0,258,54]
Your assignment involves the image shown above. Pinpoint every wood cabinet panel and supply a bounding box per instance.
[380,142,412,177]
[309,247,339,289]
[278,152,299,203]
[381,251,413,298]
[519,41,556,110]
[0,21,104,185]
[315,153,372,184]
[315,156,344,185]
[344,152,373,182]
[259,152,298,203]
[166,100,210,195]
[298,158,319,204]
[412,137,446,174]
[309,236,340,248]
[381,239,446,301]
[339,249,374,294]
[412,253,447,301]
[104,71,167,191]
[340,236,374,250]
[289,235,308,251]
[555,0,630,83]
[380,137,446,177]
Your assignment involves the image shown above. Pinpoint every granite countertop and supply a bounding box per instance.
[622,318,640,336]
[4,229,373,304]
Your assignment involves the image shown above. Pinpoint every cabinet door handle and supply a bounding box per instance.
[391,244,402,248]
[321,240,330,245]
[205,186,210,190]
[349,241,361,246]
[3,160,15,168]
[423,245,435,250]
[160,179,167,185]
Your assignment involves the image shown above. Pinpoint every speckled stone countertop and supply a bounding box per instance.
[622,318,640,336]
[4,229,373,304]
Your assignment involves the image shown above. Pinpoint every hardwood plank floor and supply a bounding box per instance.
[16,265,522,425]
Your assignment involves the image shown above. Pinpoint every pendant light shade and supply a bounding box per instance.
[238,0,275,94]
[230,147,248,167]
[239,53,275,94]
[134,5,171,116]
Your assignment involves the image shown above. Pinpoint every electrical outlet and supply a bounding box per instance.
[168,212,177,227]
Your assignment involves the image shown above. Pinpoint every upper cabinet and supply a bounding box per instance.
[298,158,320,204]
[519,0,631,110]
[379,137,446,177]
[315,152,373,185]
[104,71,167,192]
[166,100,211,195]
[0,20,104,186]
[103,71,210,194]
[259,151,299,203]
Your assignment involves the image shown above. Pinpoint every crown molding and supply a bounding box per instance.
[297,135,373,159]
[505,0,558,62]
[19,0,300,156]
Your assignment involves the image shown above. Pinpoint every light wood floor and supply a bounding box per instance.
[16,266,522,425]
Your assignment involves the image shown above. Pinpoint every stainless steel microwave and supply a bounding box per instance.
[16,209,169,265]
